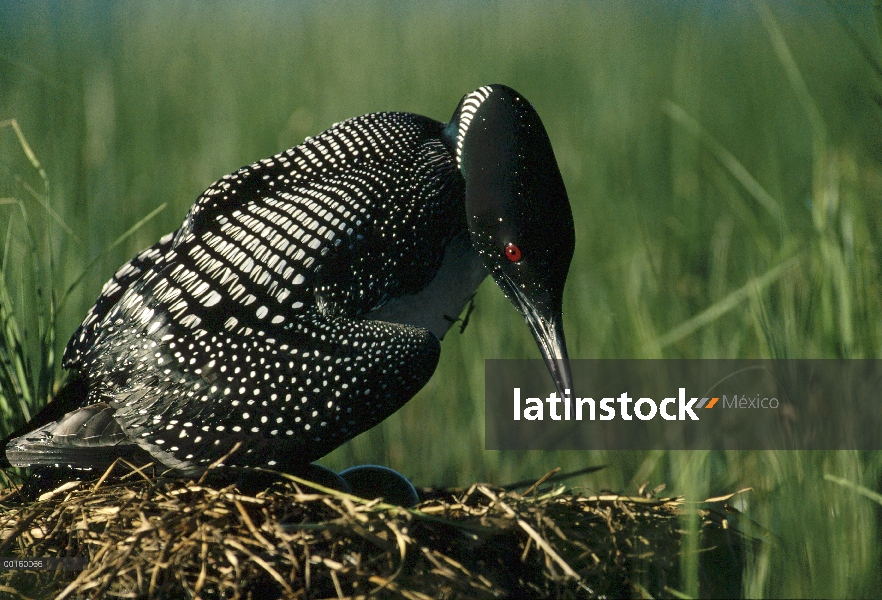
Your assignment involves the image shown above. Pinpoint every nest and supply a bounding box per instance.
[0,462,748,599]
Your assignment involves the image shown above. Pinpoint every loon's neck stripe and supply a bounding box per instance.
[456,85,493,168]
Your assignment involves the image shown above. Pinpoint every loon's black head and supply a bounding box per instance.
[443,84,575,396]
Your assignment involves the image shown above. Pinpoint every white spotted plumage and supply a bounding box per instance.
[9,107,487,474]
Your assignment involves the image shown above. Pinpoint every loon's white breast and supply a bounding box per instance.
[367,232,486,339]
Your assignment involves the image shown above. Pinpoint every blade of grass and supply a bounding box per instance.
[824,0,882,81]
[648,254,800,351]
[0,205,17,437]
[1,120,80,245]
[0,199,41,423]
[824,474,882,506]
[55,201,167,316]
[10,174,79,245]
[753,1,827,147]
[0,119,47,187]
[1,204,15,284]
[0,122,65,425]
[663,101,783,221]
[876,1,882,50]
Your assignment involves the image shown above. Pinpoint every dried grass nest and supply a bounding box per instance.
[0,462,750,599]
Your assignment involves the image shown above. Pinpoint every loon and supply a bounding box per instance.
[2,84,575,475]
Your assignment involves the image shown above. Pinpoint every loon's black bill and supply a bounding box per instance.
[524,311,574,399]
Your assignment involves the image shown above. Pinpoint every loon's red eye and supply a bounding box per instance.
[505,243,522,262]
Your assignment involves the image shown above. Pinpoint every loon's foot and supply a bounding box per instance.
[203,463,351,496]
[339,464,419,507]
[15,466,84,503]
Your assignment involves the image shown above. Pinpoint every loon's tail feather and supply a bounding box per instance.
[4,445,149,471]
[0,376,90,454]
[0,376,94,468]
[3,401,148,470]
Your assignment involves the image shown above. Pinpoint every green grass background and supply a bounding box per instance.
[2,1,882,596]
